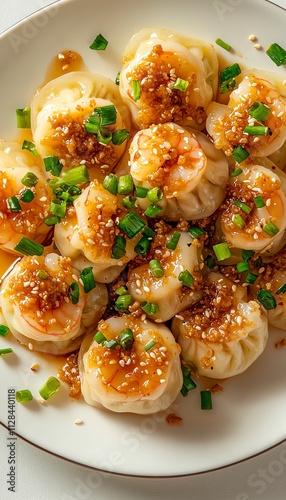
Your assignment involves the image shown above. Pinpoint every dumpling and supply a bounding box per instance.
[206,74,286,158]
[119,28,218,130]
[78,315,182,414]
[129,122,229,220]
[0,253,108,354]
[172,272,268,379]
[31,71,131,175]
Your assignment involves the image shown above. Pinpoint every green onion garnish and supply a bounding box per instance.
[181,365,197,396]
[213,242,232,261]
[14,237,44,256]
[144,340,157,351]
[49,198,67,219]
[90,33,108,50]
[188,226,206,238]
[132,80,141,101]
[39,377,61,400]
[242,249,254,261]
[173,78,189,92]
[200,390,212,410]
[166,231,181,250]
[117,174,134,195]
[244,125,268,136]
[134,235,151,255]
[115,71,120,85]
[233,214,245,229]
[220,78,237,94]
[93,105,116,126]
[276,283,286,295]
[21,172,39,187]
[248,102,270,121]
[61,165,89,185]
[266,43,286,66]
[111,235,126,259]
[141,301,159,316]
[230,167,243,177]
[254,256,263,268]
[178,270,194,288]
[102,339,118,349]
[21,140,38,157]
[147,186,163,203]
[245,272,258,284]
[119,329,134,350]
[220,63,241,83]
[16,390,33,403]
[93,331,106,344]
[16,107,31,128]
[118,212,145,239]
[69,282,80,304]
[7,196,21,212]
[112,129,130,145]
[135,186,149,198]
[205,255,216,269]
[232,145,249,163]
[215,38,232,52]
[257,289,277,310]
[44,216,61,226]
[20,189,35,203]
[79,267,95,293]
[142,227,156,238]
[237,261,250,273]
[36,270,49,280]
[233,199,252,214]
[144,204,163,218]
[263,221,279,236]
[0,325,9,337]
[103,173,118,195]
[122,195,137,210]
[149,259,164,278]
[0,348,13,356]
[115,286,128,296]
[115,294,132,311]
[254,195,266,208]
[44,156,63,176]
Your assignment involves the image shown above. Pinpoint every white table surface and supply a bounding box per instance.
[0,1,286,498]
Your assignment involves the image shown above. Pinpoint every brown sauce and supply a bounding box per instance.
[43,50,87,85]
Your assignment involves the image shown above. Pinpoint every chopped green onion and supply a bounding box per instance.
[115,294,132,311]
[230,167,243,177]
[0,348,13,356]
[122,195,137,210]
[220,78,237,94]
[93,331,106,344]
[220,63,241,83]
[263,221,279,236]
[132,80,141,101]
[200,390,212,410]
[16,107,31,128]
[135,186,149,198]
[44,216,61,226]
[233,199,252,214]
[245,272,258,284]
[254,195,266,208]
[111,235,126,259]
[178,270,194,288]
[147,186,163,203]
[142,226,156,238]
[115,71,120,85]
[237,261,250,273]
[44,156,63,176]
[181,365,197,396]
[69,282,80,304]
[117,174,134,195]
[16,390,33,403]
[232,145,249,163]
[39,377,61,400]
[166,231,181,250]
[90,33,108,50]
[115,286,128,296]
[254,256,263,268]
[141,301,159,316]
[14,237,44,256]
[144,204,163,218]
[49,198,67,218]
[97,127,113,145]
[119,329,134,350]
[21,172,38,187]
[0,325,9,337]
[266,43,286,66]
[213,242,232,261]
[233,214,245,229]
[173,78,189,92]
[36,270,49,280]
[85,121,100,134]
[112,129,130,145]
[257,289,277,310]
[20,189,35,203]
[118,212,145,239]
[93,105,116,126]
[103,173,118,195]
[215,38,232,52]
[79,267,95,293]
[21,140,39,157]
[149,259,164,278]
[7,196,21,212]
[244,125,268,136]
[205,255,216,269]
[145,340,157,351]
[242,249,254,261]
[276,283,286,295]
[61,165,89,185]
[188,226,206,238]
[248,102,270,121]
[134,235,151,255]
[102,339,118,349]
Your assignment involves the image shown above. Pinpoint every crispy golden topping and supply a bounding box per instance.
[166,413,182,424]
[58,352,81,398]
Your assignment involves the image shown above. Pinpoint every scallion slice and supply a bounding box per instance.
[237,261,250,273]
[166,231,181,250]
[213,242,232,261]
[49,198,67,218]
[233,214,245,229]
[39,377,61,400]
[266,43,286,66]
[248,102,270,121]
[7,196,21,212]
[141,301,159,316]
[118,212,145,239]
[0,325,9,337]
[69,282,80,304]
[134,235,151,255]
[115,71,120,85]
[215,38,232,52]
[16,107,31,128]
[233,199,252,214]
[14,237,44,256]
[115,294,132,311]
[0,348,13,356]
[21,140,39,157]
[200,390,212,410]
[245,272,258,284]
[242,249,254,261]
[119,329,134,350]
[20,189,35,203]
[94,105,116,126]
[103,173,118,195]
[230,167,243,177]
[135,186,149,198]
[205,255,216,269]
[178,270,194,288]
[144,204,163,218]
[220,63,241,83]
[132,80,141,101]
[220,78,237,94]
[102,339,118,349]
[142,227,156,238]
[173,78,189,92]
[263,221,279,236]
[147,187,163,203]
[97,127,113,144]
[188,226,206,238]
[276,283,286,295]
[144,340,157,351]
[112,129,130,145]
[117,174,134,195]
[254,195,266,208]
[257,289,277,310]
[122,195,137,210]
[149,259,164,278]
[90,33,108,50]
[79,267,95,293]
[44,216,61,226]
[232,145,249,163]
[61,165,89,185]
[111,235,126,259]
[21,172,38,187]
[44,156,63,176]
[181,365,197,396]
[16,390,33,403]
[244,125,268,136]
[93,331,106,344]
[115,286,128,296]
[36,270,49,280]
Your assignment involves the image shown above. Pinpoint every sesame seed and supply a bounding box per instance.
[236,316,242,326]
[74,419,83,425]
[135,288,142,295]
[143,286,150,292]
[249,34,257,41]
[28,343,34,350]
[157,369,163,376]
[37,398,46,404]
[277,111,284,118]
[175,315,184,321]
[30,363,39,372]
[253,44,262,50]
[119,359,125,367]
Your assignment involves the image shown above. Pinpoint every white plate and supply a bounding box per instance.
[0,0,286,477]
